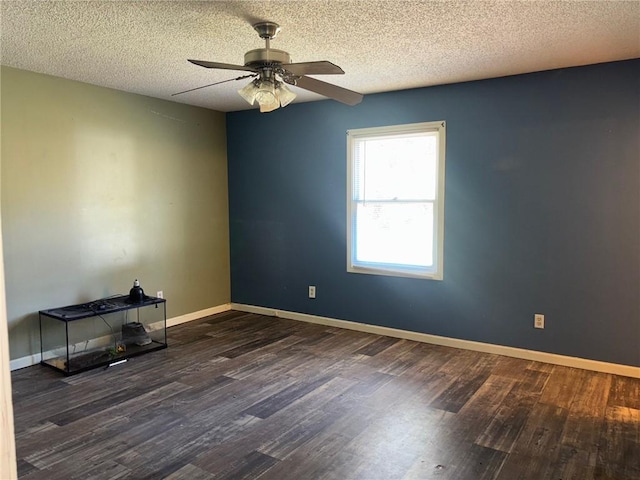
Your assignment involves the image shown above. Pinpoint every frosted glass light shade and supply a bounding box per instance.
[238,81,258,105]
[255,80,277,105]
[259,99,279,112]
[278,83,296,107]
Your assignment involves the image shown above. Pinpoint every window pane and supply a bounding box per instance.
[355,202,434,267]
[347,121,445,280]
[354,134,437,201]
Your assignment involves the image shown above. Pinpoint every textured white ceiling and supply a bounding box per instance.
[1,1,639,112]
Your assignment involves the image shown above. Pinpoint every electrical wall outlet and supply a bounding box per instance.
[157,291,164,299]
[308,286,316,299]
[534,313,544,329]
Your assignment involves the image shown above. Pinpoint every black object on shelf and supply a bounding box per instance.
[128,279,145,303]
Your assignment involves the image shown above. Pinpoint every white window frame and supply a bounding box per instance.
[346,121,446,280]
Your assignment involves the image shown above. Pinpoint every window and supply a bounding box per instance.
[347,121,446,279]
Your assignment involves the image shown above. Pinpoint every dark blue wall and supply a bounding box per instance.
[227,59,640,367]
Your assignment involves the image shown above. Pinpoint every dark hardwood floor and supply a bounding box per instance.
[11,310,640,479]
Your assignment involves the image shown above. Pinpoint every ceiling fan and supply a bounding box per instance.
[174,21,363,112]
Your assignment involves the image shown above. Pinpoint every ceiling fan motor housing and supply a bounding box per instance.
[244,48,291,68]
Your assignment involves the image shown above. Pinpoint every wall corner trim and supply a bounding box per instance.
[231,303,640,379]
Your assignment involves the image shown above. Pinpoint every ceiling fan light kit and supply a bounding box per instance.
[238,77,296,112]
[181,21,363,112]
[237,64,297,112]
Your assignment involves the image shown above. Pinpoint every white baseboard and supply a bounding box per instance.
[14,302,637,379]
[231,303,640,379]
[166,303,232,328]
[10,303,233,371]
[9,353,41,372]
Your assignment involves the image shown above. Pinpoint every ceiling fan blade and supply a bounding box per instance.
[171,74,256,97]
[293,76,363,106]
[283,61,344,76]
[188,59,257,73]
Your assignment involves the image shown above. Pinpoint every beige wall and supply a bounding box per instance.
[1,66,230,361]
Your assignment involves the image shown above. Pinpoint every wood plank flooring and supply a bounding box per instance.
[11,310,640,479]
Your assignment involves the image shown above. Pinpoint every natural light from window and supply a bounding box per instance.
[347,121,446,279]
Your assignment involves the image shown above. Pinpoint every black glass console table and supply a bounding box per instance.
[39,295,167,375]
